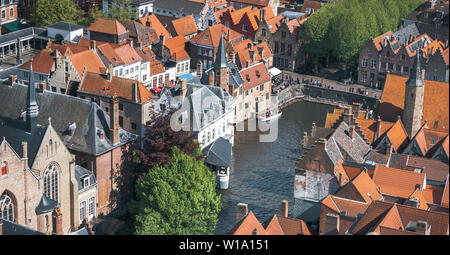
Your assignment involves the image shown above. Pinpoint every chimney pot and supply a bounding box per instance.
[236,203,248,223]
[109,95,120,145]
[280,200,288,217]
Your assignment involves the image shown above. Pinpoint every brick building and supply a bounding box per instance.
[87,18,129,45]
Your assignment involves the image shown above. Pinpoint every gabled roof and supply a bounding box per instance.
[171,15,198,37]
[88,18,128,35]
[232,39,263,68]
[68,49,105,77]
[373,165,426,199]
[379,74,449,133]
[164,36,190,61]
[48,21,83,32]
[190,24,242,48]
[384,119,409,151]
[0,83,136,156]
[138,14,171,39]
[336,170,383,203]
[322,194,370,218]
[97,43,142,66]
[79,72,154,103]
[228,211,268,235]
[240,62,270,91]
[18,49,55,75]
[203,137,232,167]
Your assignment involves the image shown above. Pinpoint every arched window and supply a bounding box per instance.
[0,193,14,221]
[44,163,59,202]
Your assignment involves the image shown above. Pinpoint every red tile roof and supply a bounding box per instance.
[79,72,154,103]
[228,211,268,235]
[164,36,190,61]
[68,49,105,77]
[379,74,449,133]
[373,165,426,199]
[240,62,271,91]
[385,119,409,151]
[171,15,198,37]
[18,49,55,75]
[88,18,128,35]
[190,24,242,48]
[139,14,171,39]
[322,195,370,217]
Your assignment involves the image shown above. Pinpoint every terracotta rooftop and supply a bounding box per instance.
[190,24,242,48]
[351,200,449,235]
[373,165,426,199]
[322,194,370,218]
[164,36,190,61]
[379,74,449,133]
[171,15,198,37]
[384,119,409,152]
[139,14,171,39]
[228,211,268,235]
[68,49,105,77]
[88,18,128,35]
[240,62,271,91]
[18,49,55,75]
[336,170,383,203]
[79,72,154,103]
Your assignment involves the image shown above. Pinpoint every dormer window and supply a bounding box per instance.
[256,71,260,78]
[82,175,90,188]
[97,129,104,141]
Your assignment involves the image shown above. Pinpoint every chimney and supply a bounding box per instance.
[236,203,248,223]
[351,102,361,119]
[374,116,382,141]
[39,82,46,92]
[159,35,165,46]
[280,200,288,217]
[197,61,203,78]
[9,75,17,85]
[260,8,266,21]
[146,18,151,27]
[343,107,352,124]
[180,79,187,103]
[208,71,215,86]
[311,122,316,137]
[132,82,138,102]
[324,213,340,235]
[109,95,120,145]
[348,125,355,139]
[107,64,113,81]
[302,131,309,148]
[52,207,63,235]
[90,40,96,52]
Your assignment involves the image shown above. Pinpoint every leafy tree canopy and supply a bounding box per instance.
[107,0,138,22]
[134,111,202,176]
[129,147,221,235]
[32,0,84,27]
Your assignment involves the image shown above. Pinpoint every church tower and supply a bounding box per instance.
[214,33,229,91]
[402,50,425,139]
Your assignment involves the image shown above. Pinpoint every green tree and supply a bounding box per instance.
[32,0,84,27]
[129,147,221,235]
[107,0,138,22]
[79,8,105,28]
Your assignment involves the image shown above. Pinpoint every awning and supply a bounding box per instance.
[268,67,282,77]
[2,20,30,33]
[179,73,194,81]
[150,87,162,93]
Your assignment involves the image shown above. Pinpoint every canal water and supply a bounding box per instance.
[214,101,334,235]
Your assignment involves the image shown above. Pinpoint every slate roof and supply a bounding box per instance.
[203,137,232,167]
[0,27,47,46]
[121,20,158,45]
[171,82,234,131]
[75,165,97,192]
[0,218,45,235]
[393,23,420,46]
[0,118,47,169]
[201,61,244,89]
[47,22,83,32]
[153,0,206,14]
[35,194,59,214]
[0,83,137,156]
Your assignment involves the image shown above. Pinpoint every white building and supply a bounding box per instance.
[103,0,154,18]
[47,22,84,43]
